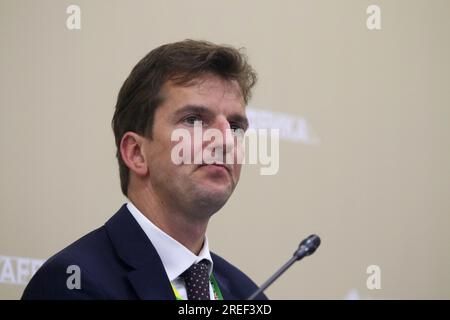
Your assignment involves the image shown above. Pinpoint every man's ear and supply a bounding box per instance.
[119,132,148,177]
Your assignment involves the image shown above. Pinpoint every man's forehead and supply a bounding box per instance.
[162,74,244,103]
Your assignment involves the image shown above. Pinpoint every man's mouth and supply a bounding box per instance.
[198,163,231,174]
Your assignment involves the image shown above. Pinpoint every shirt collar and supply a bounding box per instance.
[126,202,213,282]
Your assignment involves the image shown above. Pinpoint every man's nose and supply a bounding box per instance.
[216,117,234,148]
[205,117,234,158]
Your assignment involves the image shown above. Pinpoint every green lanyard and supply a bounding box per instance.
[172,273,223,300]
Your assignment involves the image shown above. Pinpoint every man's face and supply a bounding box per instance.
[142,73,248,219]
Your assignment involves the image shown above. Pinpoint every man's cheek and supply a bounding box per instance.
[169,131,198,165]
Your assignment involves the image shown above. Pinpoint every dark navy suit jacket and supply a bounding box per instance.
[22,204,267,300]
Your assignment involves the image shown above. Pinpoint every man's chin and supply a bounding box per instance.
[190,187,233,216]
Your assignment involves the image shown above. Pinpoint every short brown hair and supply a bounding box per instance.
[111,39,257,196]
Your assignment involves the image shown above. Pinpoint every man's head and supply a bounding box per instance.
[112,39,257,218]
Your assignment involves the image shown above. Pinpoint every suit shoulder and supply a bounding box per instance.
[22,226,112,300]
[45,226,115,272]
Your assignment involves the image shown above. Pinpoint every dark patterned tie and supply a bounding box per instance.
[182,259,211,300]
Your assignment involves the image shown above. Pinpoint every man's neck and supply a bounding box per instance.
[128,189,209,255]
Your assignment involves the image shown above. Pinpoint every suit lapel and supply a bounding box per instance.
[105,204,176,300]
[213,271,239,300]
[126,268,174,300]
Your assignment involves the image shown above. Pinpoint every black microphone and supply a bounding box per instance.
[247,234,321,300]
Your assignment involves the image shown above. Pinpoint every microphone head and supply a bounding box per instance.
[295,234,321,259]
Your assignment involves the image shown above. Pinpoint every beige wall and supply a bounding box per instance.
[1,0,449,299]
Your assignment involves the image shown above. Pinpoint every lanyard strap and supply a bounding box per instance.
[172,273,223,300]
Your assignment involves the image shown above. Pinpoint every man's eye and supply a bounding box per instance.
[183,115,202,125]
[230,123,244,132]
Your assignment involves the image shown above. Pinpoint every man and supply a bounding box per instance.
[22,39,267,300]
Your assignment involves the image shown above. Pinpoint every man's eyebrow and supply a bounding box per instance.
[173,104,249,129]
[173,105,212,118]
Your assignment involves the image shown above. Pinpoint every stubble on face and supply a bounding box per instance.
[143,74,247,221]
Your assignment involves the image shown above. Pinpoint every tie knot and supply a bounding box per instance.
[182,260,211,300]
[182,259,209,279]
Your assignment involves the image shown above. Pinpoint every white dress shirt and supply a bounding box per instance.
[127,202,216,300]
